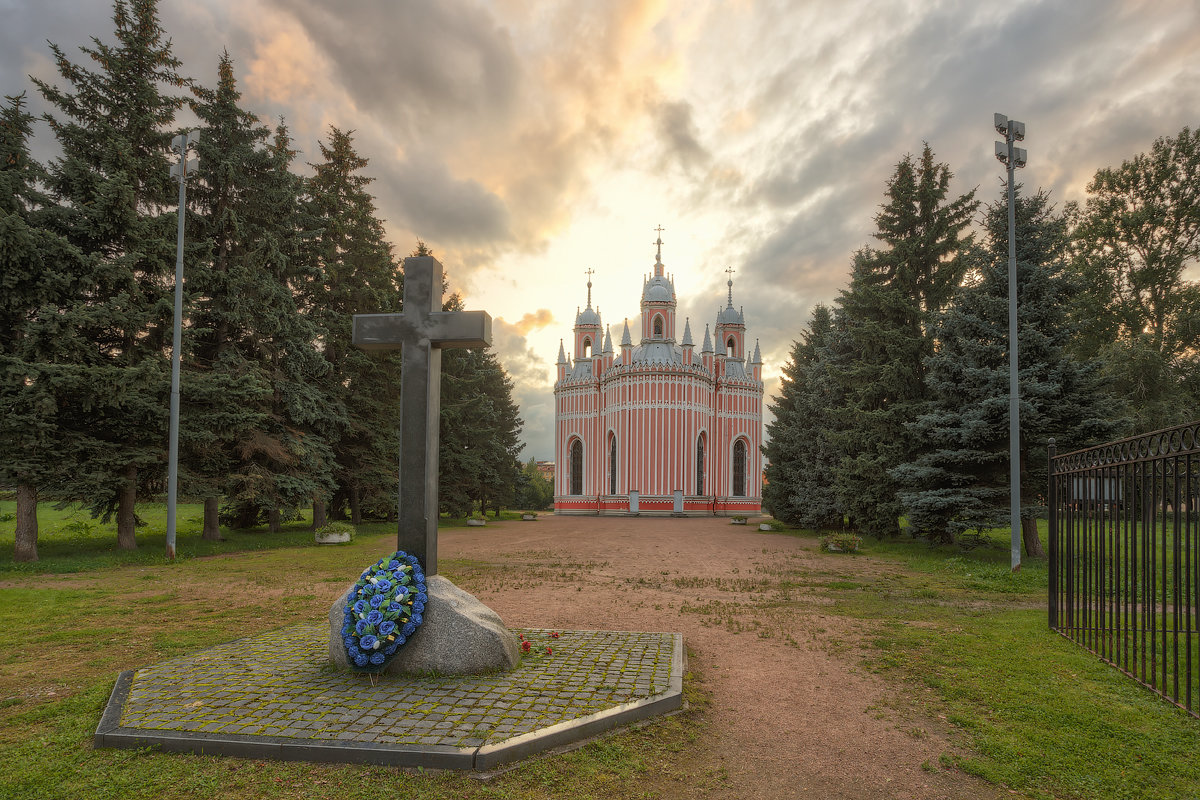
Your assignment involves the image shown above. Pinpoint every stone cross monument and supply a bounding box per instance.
[353,256,491,575]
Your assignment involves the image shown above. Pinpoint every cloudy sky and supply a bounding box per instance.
[3,0,1197,460]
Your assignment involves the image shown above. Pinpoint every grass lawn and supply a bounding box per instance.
[0,501,704,800]
[2,504,1198,798]
[769,522,1200,800]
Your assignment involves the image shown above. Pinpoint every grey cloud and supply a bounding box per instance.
[375,151,512,243]
[266,0,519,139]
[652,97,710,170]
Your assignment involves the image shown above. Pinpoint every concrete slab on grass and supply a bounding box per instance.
[95,623,683,770]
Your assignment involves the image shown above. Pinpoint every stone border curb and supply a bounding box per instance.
[94,630,684,770]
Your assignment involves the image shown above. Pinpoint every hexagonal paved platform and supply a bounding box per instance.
[95,623,684,770]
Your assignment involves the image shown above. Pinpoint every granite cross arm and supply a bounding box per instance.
[352,256,491,575]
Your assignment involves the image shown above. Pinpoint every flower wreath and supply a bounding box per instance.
[341,551,427,672]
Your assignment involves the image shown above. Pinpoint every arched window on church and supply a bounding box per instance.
[653,315,664,338]
[570,439,584,495]
[609,434,617,495]
[582,337,592,358]
[732,439,747,497]
[695,433,705,495]
[727,337,736,357]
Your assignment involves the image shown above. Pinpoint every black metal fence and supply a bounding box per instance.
[1049,421,1200,716]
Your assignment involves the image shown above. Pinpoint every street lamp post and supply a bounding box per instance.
[994,113,1027,572]
[166,131,198,560]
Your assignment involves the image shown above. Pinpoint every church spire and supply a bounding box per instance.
[725,265,736,307]
[585,267,594,308]
[653,225,665,277]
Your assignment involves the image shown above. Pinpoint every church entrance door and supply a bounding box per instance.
[673,490,683,513]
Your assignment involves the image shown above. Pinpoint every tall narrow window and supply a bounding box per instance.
[653,315,664,338]
[727,337,736,357]
[609,435,617,495]
[732,439,746,497]
[570,440,584,495]
[696,434,705,495]
[582,337,592,358]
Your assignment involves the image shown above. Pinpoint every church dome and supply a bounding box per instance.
[717,304,744,325]
[576,305,601,326]
[630,341,683,365]
[642,275,674,303]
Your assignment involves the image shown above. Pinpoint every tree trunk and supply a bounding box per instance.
[1022,516,1045,558]
[349,487,362,526]
[14,484,38,563]
[268,508,281,533]
[312,499,327,530]
[233,504,258,530]
[202,497,221,541]
[117,465,137,550]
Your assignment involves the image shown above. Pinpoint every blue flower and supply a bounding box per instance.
[383,642,398,656]
[355,619,372,635]
[369,594,384,609]
[347,645,362,659]
[388,559,401,570]
[352,599,366,614]
[416,592,427,603]
[405,554,418,565]
[353,653,369,667]
[378,620,396,636]
[367,610,383,625]
[343,636,355,649]
[411,613,423,625]
[375,578,392,593]
[369,652,386,665]
[387,601,402,612]
[402,622,416,637]
[361,583,376,596]
[395,585,409,598]
[360,634,379,650]
[413,600,425,614]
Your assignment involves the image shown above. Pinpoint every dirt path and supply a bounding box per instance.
[441,515,1011,800]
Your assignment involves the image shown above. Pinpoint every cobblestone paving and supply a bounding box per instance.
[117,625,676,749]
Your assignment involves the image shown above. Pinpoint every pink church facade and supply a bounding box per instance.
[553,236,764,516]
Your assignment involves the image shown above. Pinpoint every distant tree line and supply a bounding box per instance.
[764,130,1200,552]
[1,0,526,562]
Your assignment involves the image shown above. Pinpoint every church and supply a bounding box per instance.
[553,231,764,516]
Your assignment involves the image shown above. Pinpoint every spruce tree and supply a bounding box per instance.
[217,120,339,531]
[0,93,87,561]
[438,293,525,517]
[827,146,978,537]
[33,0,187,548]
[762,305,844,528]
[305,127,403,524]
[186,55,337,535]
[183,52,275,538]
[894,189,1119,551]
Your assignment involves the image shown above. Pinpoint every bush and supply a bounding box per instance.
[819,532,862,553]
[315,521,356,540]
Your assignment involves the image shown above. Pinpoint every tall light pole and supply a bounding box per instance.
[166,131,198,560]
[994,113,1026,572]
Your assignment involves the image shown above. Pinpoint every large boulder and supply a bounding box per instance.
[328,575,520,676]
